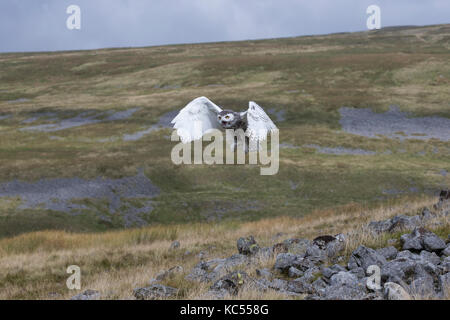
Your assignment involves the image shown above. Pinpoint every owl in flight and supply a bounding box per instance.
[171,96,277,150]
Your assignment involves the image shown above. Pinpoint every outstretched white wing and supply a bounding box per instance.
[245,101,278,143]
[171,96,223,143]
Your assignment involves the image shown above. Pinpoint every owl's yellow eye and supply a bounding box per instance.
[225,116,230,119]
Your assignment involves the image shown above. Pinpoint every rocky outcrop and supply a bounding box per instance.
[136,190,450,300]
[384,282,411,300]
[348,245,387,271]
[133,284,178,300]
[368,214,422,234]
[376,246,398,260]
[400,227,446,252]
[208,271,248,298]
[381,250,441,294]
[237,236,260,255]
[311,271,373,300]
[185,254,250,283]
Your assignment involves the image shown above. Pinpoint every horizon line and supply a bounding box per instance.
[1,22,448,55]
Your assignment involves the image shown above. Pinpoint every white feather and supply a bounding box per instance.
[171,96,223,143]
[246,101,277,143]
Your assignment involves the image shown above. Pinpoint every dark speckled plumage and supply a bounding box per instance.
[217,110,248,130]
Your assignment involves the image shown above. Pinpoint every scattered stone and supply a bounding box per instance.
[381,250,440,292]
[419,251,440,266]
[272,242,289,255]
[442,245,450,257]
[0,114,12,121]
[209,271,248,298]
[274,253,303,273]
[311,278,328,292]
[440,257,450,273]
[384,282,411,300]
[321,267,336,280]
[325,234,346,259]
[282,238,310,255]
[286,277,313,294]
[311,272,368,300]
[329,271,358,287]
[7,98,30,104]
[321,264,346,280]
[439,273,450,296]
[288,267,303,278]
[197,251,207,260]
[391,215,422,232]
[170,241,180,250]
[303,235,345,263]
[312,235,337,249]
[400,227,446,252]
[376,246,398,260]
[339,105,450,141]
[0,168,159,228]
[348,245,387,271]
[421,208,434,221]
[21,108,140,132]
[255,268,273,280]
[304,244,326,261]
[349,267,366,279]
[134,284,178,300]
[123,110,178,141]
[182,193,449,300]
[269,278,289,291]
[186,254,249,283]
[237,236,260,255]
[304,144,376,156]
[410,275,436,298]
[71,289,101,300]
[368,215,422,234]
[368,219,393,234]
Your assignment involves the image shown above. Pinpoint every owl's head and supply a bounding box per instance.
[217,110,238,129]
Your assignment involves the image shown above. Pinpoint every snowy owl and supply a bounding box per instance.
[171,96,277,150]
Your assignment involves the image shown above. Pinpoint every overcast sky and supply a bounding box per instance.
[1,0,449,53]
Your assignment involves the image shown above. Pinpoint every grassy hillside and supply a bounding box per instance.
[0,24,449,239]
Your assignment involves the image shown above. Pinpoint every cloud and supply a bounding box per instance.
[0,0,449,52]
